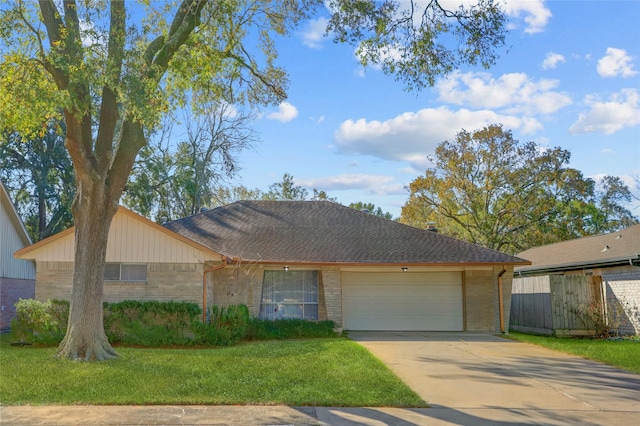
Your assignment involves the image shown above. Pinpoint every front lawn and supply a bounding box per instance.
[507,332,640,374]
[0,335,425,407]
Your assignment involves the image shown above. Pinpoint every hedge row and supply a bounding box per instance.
[11,299,338,347]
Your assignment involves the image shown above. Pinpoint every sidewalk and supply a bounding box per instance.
[3,404,639,425]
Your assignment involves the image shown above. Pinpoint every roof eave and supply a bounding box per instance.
[226,259,531,267]
[515,255,640,276]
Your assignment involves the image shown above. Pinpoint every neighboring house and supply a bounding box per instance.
[1,181,36,330]
[512,225,640,335]
[16,201,529,332]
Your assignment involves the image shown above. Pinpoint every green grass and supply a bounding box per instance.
[0,335,425,407]
[507,332,640,374]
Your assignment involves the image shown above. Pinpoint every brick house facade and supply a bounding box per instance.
[18,202,528,332]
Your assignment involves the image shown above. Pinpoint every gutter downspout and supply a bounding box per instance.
[202,257,227,323]
[498,266,507,333]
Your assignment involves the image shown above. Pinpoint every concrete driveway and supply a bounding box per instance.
[342,332,640,425]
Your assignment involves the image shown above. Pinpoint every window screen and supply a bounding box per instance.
[104,263,147,282]
[104,263,121,281]
[259,270,318,320]
[121,264,147,281]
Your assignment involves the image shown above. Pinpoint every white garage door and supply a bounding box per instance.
[342,272,463,331]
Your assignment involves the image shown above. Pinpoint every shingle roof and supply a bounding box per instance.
[516,224,640,274]
[164,200,528,265]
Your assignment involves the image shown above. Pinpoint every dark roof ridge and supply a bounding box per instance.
[165,199,529,265]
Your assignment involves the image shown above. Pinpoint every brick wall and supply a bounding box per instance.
[0,277,35,330]
[103,263,203,305]
[323,269,342,327]
[35,262,73,301]
[33,261,203,307]
[464,269,495,331]
[603,271,640,336]
[209,264,263,316]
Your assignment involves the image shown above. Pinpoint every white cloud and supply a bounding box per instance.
[334,107,542,168]
[436,71,572,115]
[300,17,329,49]
[503,0,552,34]
[437,0,550,34]
[569,88,640,135]
[296,173,404,196]
[542,52,565,70]
[597,48,638,78]
[267,102,298,123]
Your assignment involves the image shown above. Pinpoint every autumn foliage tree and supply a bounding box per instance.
[401,124,638,254]
[0,0,507,360]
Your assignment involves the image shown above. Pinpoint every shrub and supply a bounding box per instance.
[104,300,201,346]
[193,304,250,346]
[11,299,339,347]
[245,318,338,340]
[574,298,631,338]
[11,299,67,345]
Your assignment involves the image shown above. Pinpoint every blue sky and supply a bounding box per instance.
[231,1,640,218]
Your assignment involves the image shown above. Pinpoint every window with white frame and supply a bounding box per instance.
[259,270,318,320]
[104,263,147,282]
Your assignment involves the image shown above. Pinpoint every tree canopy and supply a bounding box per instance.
[348,201,394,220]
[0,119,74,241]
[400,124,638,254]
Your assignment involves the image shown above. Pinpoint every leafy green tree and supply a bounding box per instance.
[1,0,316,361]
[123,102,258,221]
[0,120,74,241]
[400,124,603,254]
[311,189,338,202]
[349,201,394,220]
[327,0,506,90]
[262,174,338,202]
[0,0,507,360]
[586,176,638,234]
[209,184,265,208]
[263,173,309,201]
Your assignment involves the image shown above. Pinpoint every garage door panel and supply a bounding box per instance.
[342,272,463,331]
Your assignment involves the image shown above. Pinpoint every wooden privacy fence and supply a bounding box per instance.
[510,275,603,336]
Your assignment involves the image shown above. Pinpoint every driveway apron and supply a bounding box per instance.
[348,332,640,425]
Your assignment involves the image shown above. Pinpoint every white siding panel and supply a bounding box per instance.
[19,232,74,262]
[342,272,463,331]
[104,212,216,263]
[1,196,36,280]
[22,210,218,264]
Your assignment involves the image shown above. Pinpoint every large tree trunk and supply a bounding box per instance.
[56,182,120,361]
